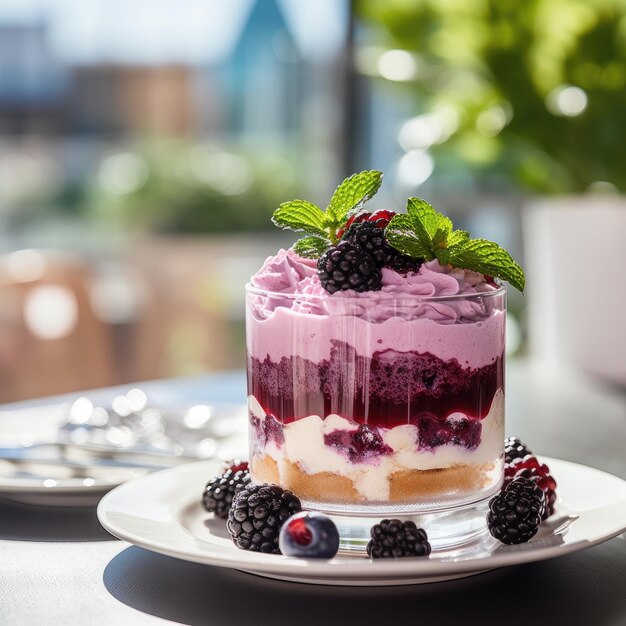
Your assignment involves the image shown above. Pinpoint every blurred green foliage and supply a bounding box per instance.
[356,0,626,193]
[88,140,300,233]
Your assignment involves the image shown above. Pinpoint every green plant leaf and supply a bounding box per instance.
[386,197,525,291]
[326,170,383,227]
[292,236,329,259]
[272,200,327,237]
[386,197,454,261]
[405,197,454,251]
[432,227,449,250]
[448,229,470,247]
[385,214,434,260]
[437,238,525,292]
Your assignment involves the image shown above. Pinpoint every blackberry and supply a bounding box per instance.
[342,221,394,267]
[227,483,302,554]
[340,215,423,275]
[317,241,382,294]
[366,519,431,558]
[385,251,423,274]
[505,456,557,520]
[202,462,251,519]
[487,476,544,544]
[504,436,532,464]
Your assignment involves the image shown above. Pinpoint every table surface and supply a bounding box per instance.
[1,360,625,626]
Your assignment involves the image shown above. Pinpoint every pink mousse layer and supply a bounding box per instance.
[247,249,505,369]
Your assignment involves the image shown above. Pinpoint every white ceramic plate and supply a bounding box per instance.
[97,457,626,586]
[0,404,139,507]
[0,402,247,507]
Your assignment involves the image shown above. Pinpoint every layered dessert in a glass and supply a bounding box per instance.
[246,172,518,514]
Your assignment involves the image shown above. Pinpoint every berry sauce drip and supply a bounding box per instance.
[248,344,503,429]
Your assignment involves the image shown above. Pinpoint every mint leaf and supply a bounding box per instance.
[437,239,525,292]
[448,229,470,247]
[385,196,525,291]
[431,227,450,250]
[292,236,329,259]
[272,170,383,245]
[385,214,434,259]
[404,197,454,256]
[326,170,383,228]
[406,197,453,241]
[385,198,454,261]
[272,200,327,237]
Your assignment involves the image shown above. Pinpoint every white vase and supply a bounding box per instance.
[523,196,626,386]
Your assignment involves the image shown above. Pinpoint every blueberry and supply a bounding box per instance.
[278,512,340,559]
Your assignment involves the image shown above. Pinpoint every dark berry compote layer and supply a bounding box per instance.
[249,346,503,429]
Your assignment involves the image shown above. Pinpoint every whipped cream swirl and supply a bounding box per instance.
[250,249,498,323]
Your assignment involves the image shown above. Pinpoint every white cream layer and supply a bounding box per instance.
[248,390,504,501]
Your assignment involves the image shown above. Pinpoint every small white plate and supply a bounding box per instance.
[0,402,247,507]
[0,403,151,507]
[97,457,626,586]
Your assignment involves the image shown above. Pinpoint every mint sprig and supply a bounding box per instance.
[325,170,383,232]
[271,200,327,238]
[386,198,525,292]
[292,236,330,259]
[271,170,383,257]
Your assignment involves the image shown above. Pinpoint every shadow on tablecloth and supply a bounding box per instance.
[102,539,626,626]
[0,498,113,542]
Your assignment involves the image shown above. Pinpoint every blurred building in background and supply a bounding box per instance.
[0,0,350,402]
[0,0,624,401]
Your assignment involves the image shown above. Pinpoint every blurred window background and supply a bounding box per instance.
[0,0,624,402]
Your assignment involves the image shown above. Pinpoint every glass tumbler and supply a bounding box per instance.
[245,284,506,518]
